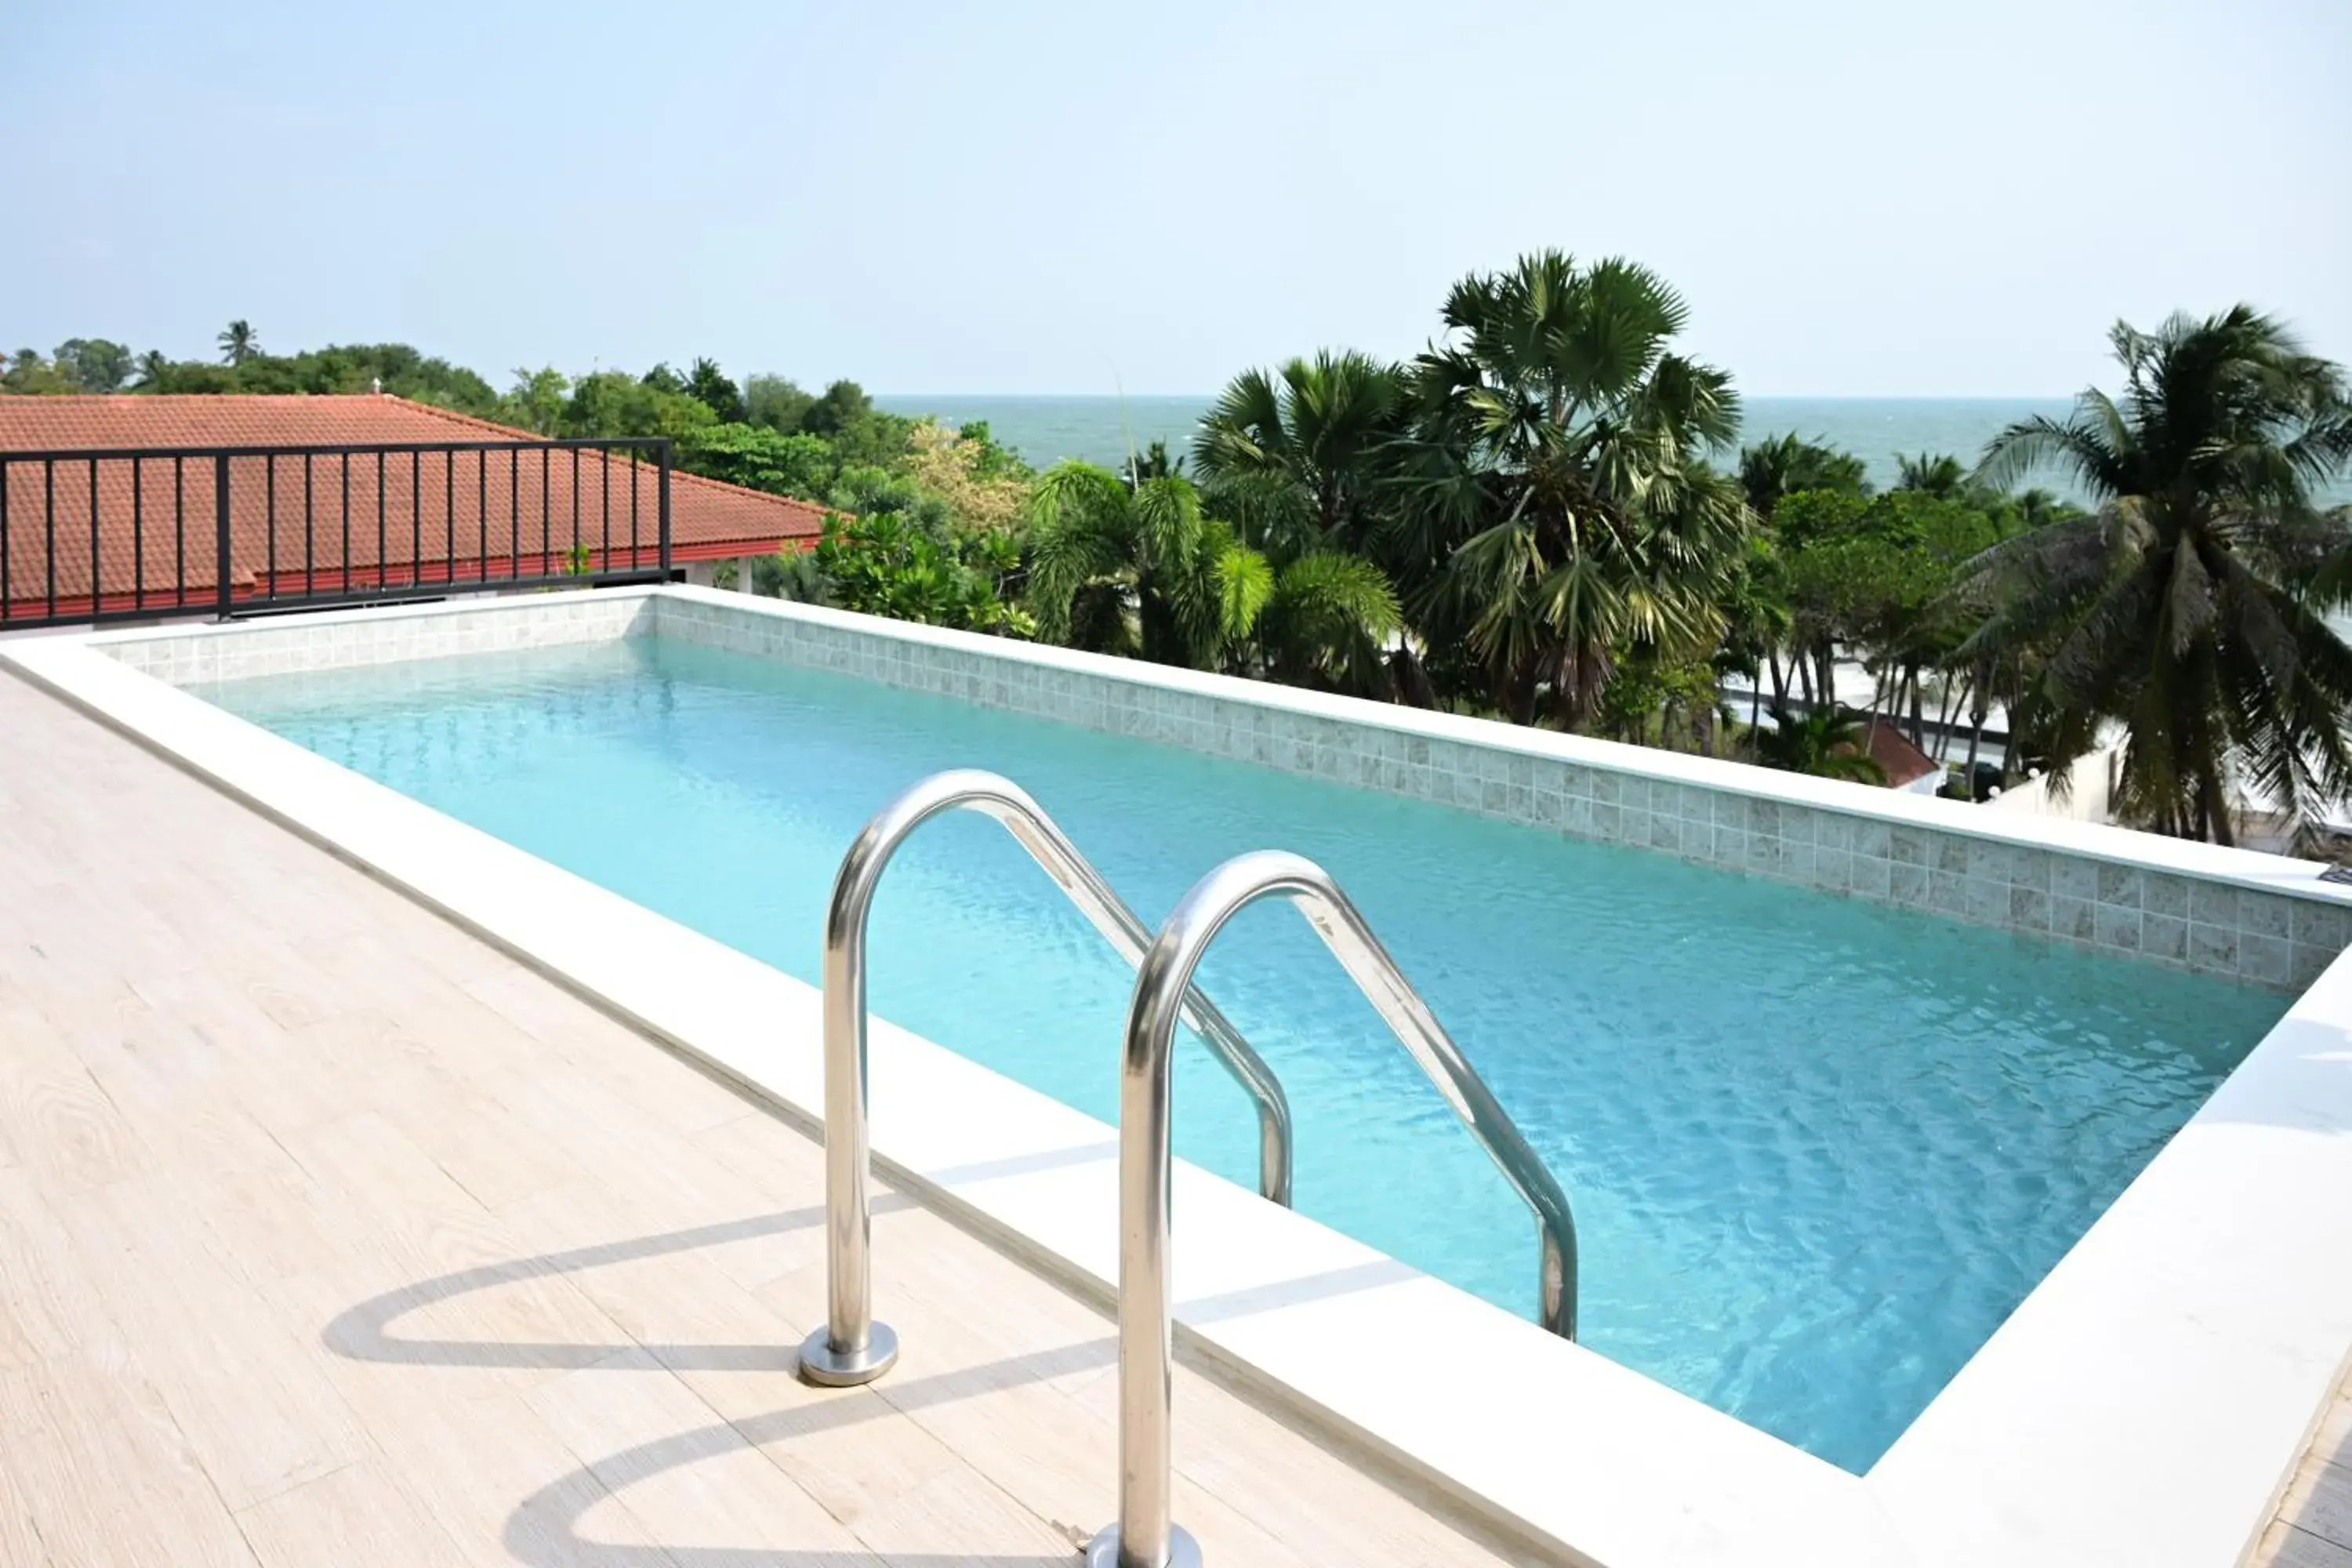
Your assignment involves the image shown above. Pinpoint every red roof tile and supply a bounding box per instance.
[1865,723,1941,787]
[0,395,826,617]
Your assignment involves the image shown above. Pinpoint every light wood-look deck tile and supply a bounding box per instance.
[0,1348,261,1567]
[234,1461,475,1568]
[0,669,1524,1566]
[2254,1374,2352,1566]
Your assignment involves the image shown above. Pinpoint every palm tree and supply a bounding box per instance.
[1962,307,2352,844]
[1189,353,1417,695]
[1023,459,1404,692]
[1023,461,1260,667]
[1394,252,1751,727]
[216,320,260,366]
[1194,350,1410,556]
[1896,452,1968,498]
[1751,704,1889,784]
[131,350,171,389]
[1252,550,1403,695]
[2003,487,2074,532]
[1738,434,1869,517]
[1716,536,1795,729]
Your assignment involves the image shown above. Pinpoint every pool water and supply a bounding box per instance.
[198,637,2286,1471]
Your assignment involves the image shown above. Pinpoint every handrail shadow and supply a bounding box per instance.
[505,1363,1105,1567]
[325,1202,880,1371]
[320,1194,1421,1564]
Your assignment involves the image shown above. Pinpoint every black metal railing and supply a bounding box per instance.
[0,437,672,630]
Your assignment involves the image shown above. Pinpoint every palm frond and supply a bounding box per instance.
[1262,551,1403,694]
[1211,537,1275,642]
[1975,406,2128,497]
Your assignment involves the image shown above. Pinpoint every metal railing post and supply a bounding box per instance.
[800,771,1294,1389]
[656,438,673,578]
[212,452,233,619]
[1089,849,1579,1568]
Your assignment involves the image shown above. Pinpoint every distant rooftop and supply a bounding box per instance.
[1867,724,1941,788]
[0,394,826,615]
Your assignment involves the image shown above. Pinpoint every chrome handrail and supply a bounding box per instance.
[797,770,1297,1388]
[1087,849,1578,1568]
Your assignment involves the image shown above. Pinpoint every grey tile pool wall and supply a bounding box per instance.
[101,593,652,687]
[654,594,2351,992]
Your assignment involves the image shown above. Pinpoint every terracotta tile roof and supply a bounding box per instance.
[0,394,827,617]
[1865,723,1941,787]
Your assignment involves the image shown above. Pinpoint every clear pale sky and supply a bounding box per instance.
[4,0,2346,397]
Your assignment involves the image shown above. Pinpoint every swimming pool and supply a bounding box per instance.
[196,633,2285,1472]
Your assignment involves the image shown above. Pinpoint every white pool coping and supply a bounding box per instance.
[6,584,2350,1568]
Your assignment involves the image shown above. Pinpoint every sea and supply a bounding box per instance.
[877,394,2085,495]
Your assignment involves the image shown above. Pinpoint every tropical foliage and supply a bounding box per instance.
[1960,308,2352,844]
[787,511,1030,637]
[14,283,2350,847]
[1195,349,1407,554]
[1751,705,1889,785]
[1393,253,1751,726]
[1023,461,1262,666]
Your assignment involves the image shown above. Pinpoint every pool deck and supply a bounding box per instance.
[0,671,1526,1566]
[2256,1374,2352,1567]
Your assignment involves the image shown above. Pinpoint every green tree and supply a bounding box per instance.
[1734,435,1869,720]
[1194,350,1410,554]
[559,371,717,441]
[1895,452,1969,498]
[202,341,501,410]
[53,338,132,392]
[1717,534,1795,728]
[794,379,913,470]
[826,463,947,529]
[1395,251,1751,727]
[505,367,570,434]
[1963,307,2352,844]
[1187,352,1418,695]
[678,423,836,499]
[685,358,745,423]
[1251,550,1404,695]
[1023,461,1261,666]
[1752,704,1889,784]
[1022,459,1403,691]
[148,361,238,394]
[132,349,171,388]
[1737,434,1870,519]
[1595,644,1724,751]
[1,349,77,394]
[800,379,875,437]
[952,419,1023,477]
[216,320,260,365]
[1773,488,2006,748]
[744,374,815,432]
[807,511,1031,636]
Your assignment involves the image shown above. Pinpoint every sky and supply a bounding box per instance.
[3,1,2347,398]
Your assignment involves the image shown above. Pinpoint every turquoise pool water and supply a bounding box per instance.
[198,637,2286,1472]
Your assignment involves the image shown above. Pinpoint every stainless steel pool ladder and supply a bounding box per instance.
[1087,850,1580,1568]
[797,769,1296,1387]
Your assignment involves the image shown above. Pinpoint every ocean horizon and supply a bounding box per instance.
[876,394,2084,495]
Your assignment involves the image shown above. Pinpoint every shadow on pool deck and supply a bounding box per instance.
[323,1204,1426,1566]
